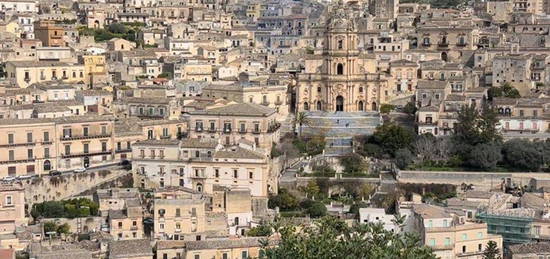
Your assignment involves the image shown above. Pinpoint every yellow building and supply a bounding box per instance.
[413,204,503,259]
[187,102,280,152]
[156,237,271,259]
[0,115,115,177]
[78,55,108,85]
[6,61,86,88]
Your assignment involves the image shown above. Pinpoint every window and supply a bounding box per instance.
[233,169,238,178]
[27,149,33,159]
[427,220,433,228]
[83,127,89,136]
[27,132,32,143]
[8,150,14,161]
[462,233,467,241]
[444,237,450,245]
[176,208,181,217]
[249,172,253,179]
[337,63,344,75]
[5,196,12,206]
[102,142,107,152]
[477,232,483,238]
[44,148,50,158]
[428,238,435,246]
[241,251,248,259]
[215,169,219,178]
[118,222,123,228]
[8,167,15,176]
[337,39,343,49]
[8,133,13,144]
[84,144,89,154]
[462,246,466,253]
[223,253,228,259]
[478,243,482,251]
[43,132,49,142]
[194,255,200,259]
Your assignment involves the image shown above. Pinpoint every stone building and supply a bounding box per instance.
[296,1,389,112]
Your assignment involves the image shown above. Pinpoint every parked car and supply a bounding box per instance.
[17,175,33,180]
[49,170,62,176]
[73,167,86,173]
[2,176,16,182]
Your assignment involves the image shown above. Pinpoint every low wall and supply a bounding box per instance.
[397,170,550,190]
[22,170,131,206]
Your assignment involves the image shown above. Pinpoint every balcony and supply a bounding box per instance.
[60,133,111,141]
[422,42,431,47]
[115,148,132,153]
[195,127,203,132]
[0,158,35,165]
[190,172,206,178]
[252,129,261,134]
[261,101,270,106]
[223,128,232,134]
[456,42,467,47]
[160,134,171,139]
[62,150,111,158]
[438,42,449,48]
[0,142,36,148]
[267,122,281,133]
[274,100,284,105]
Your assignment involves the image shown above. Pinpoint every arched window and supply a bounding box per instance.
[337,39,343,49]
[371,102,377,111]
[303,102,309,111]
[44,160,51,171]
[196,183,203,192]
[337,63,344,75]
[317,101,322,111]
[498,108,504,114]
[505,108,511,115]
[358,101,364,111]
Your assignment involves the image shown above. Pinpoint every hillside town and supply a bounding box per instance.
[3,0,550,258]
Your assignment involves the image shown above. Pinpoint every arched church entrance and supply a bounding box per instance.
[336,96,344,112]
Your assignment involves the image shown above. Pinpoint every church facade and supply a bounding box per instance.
[296,2,390,113]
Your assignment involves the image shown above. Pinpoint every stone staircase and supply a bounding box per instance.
[301,111,382,156]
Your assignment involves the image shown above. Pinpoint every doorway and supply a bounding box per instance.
[336,96,344,112]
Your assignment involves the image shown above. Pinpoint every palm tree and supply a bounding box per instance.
[294,112,311,137]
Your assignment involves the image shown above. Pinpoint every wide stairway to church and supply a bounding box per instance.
[301,111,382,156]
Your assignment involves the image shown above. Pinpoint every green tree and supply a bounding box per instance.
[482,241,501,259]
[305,201,327,218]
[454,104,501,146]
[300,181,321,199]
[489,83,520,100]
[372,123,415,156]
[380,104,395,114]
[403,101,417,115]
[467,143,502,170]
[107,23,128,34]
[339,153,368,173]
[295,112,311,137]
[247,224,273,237]
[502,139,543,171]
[260,216,436,259]
[268,189,299,211]
[395,148,414,169]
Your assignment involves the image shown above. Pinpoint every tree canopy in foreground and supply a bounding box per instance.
[260,216,436,259]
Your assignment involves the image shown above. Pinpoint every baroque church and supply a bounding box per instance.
[296,1,390,113]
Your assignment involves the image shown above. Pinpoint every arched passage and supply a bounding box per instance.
[336,96,344,112]
[337,63,344,75]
